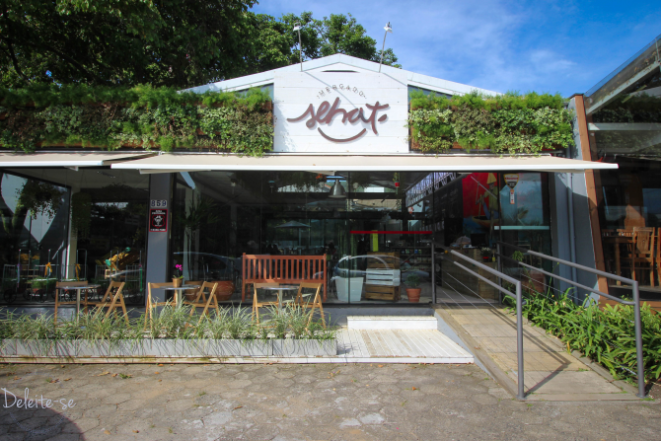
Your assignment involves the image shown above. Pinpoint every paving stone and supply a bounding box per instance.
[1,362,660,440]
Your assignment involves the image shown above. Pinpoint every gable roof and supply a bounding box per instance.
[184,53,499,97]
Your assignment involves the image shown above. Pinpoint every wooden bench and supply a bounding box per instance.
[242,254,327,301]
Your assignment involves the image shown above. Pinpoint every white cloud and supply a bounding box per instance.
[251,0,660,96]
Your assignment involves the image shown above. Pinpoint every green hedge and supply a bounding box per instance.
[409,91,575,154]
[508,292,661,385]
[0,85,273,156]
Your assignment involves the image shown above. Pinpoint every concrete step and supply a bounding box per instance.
[347,315,438,330]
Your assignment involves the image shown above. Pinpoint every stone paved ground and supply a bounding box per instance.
[0,362,659,441]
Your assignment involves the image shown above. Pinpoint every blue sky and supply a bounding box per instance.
[252,0,661,96]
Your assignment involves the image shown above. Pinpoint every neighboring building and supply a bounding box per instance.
[575,33,661,307]
[0,54,614,306]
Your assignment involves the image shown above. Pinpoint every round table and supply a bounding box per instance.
[162,285,200,307]
[58,285,101,317]
[259,285,299,309]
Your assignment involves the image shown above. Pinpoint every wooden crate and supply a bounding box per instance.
[365,285,401,301]
[366,251,400,269]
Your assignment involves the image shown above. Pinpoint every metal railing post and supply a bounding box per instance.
[496,241,648,398]
[516,280,525,400]
[632,280,646,398]
[431,242,436,304]
[496,243,503,304]
[445,247,527,399]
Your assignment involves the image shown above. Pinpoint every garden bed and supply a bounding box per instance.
[0,338,336,358]
[0,304,336,360]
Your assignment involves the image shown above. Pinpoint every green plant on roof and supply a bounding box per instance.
[0,85,273,156]
[407,90,575,155]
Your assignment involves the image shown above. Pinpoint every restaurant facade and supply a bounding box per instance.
[0,54,617,307]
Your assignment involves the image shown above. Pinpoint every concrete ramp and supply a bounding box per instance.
[436,305,642,401]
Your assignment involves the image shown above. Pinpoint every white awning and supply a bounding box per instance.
[0,152,154,168]
[111,153,618,174]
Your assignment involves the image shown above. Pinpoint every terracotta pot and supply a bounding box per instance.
[406,288,422,303]
[215,281,235,301]
[523,270,545,294]
[172,278,182,288]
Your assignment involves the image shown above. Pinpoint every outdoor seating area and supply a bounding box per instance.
[602,227,661,287]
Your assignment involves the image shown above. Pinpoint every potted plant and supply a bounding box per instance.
[333,274,363,303]
[173,264,184,288]
[405,273,422,303]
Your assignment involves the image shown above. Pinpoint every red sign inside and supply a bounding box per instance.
[149,209,168,232]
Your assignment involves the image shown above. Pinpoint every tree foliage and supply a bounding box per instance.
[1,4,400,89]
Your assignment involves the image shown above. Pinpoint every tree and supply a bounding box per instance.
[240,12,321,76]
[0,0,256,88]
[241,12,400,76]
[0,4,400,89]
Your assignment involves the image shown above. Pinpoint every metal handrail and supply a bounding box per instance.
[496,241,646,398]
[440,246,526,400]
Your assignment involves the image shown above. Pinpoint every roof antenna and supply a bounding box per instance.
[378,22,393,73]
[293,22,303,72]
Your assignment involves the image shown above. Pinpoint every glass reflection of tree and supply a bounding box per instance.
[175,197,220,279]
[1,179,63,266]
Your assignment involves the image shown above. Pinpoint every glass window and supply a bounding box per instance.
[1,168,148,305]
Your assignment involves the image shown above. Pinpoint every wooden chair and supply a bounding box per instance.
[85,281,128,324]
[252,282,280,324]
[145,282,175,328]
[183,281,220,324]
[183,281,203,302]
[294,282,326,328]
[628,227,655,286]
[54,281,88,324]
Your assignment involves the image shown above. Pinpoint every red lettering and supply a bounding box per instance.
[287,98,389,142]
[321,98,348,124]
[315,101,331,122]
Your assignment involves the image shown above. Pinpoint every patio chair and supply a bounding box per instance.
[144,282,174,328]
[252,282,280,324]
[182,280,203,303]
[183,281,220,324]
[294,282,326,328]
[628,227,655,286]
[85,281,128,324]
[54,281,88,324]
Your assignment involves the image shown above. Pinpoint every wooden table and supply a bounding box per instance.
[259,285,299,309]
[602,230,633,285]
[163,285,200,307]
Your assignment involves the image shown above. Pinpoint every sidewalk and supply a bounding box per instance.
[435,304,643,401]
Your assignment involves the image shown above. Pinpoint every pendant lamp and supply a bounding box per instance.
[329,180,347,198]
